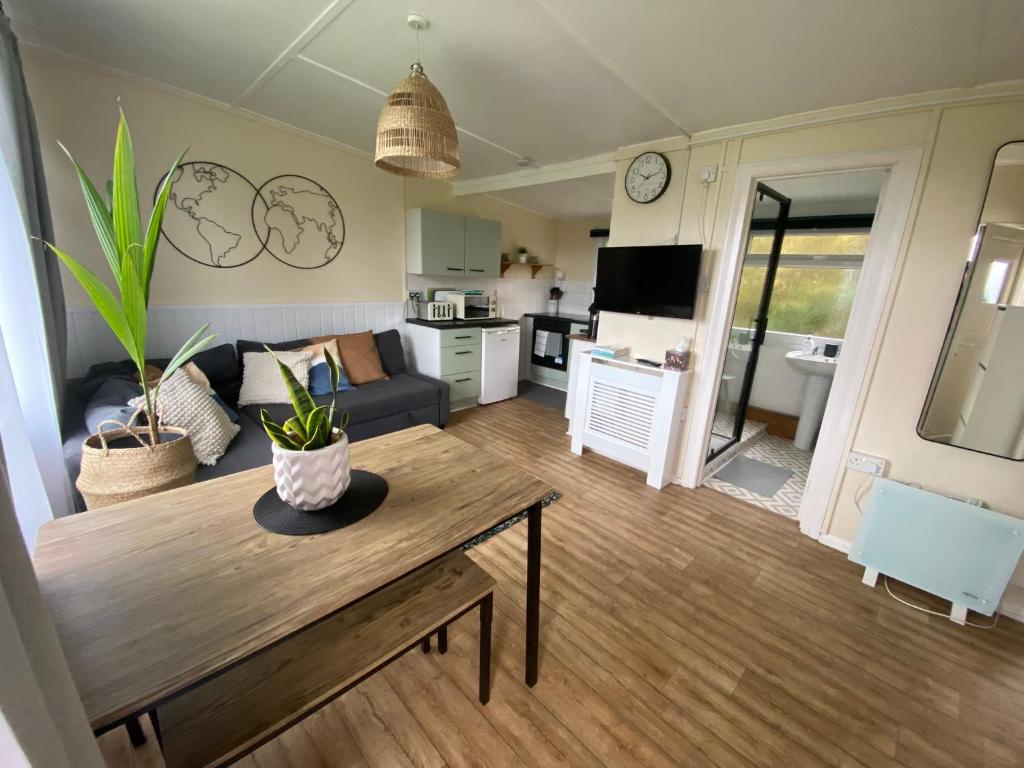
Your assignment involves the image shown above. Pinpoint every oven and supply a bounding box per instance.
[531,316,572,371]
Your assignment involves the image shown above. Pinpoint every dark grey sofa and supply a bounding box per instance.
[62,330,449,511]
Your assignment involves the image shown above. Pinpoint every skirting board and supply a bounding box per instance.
[819,533,1024,623]
[66,301,407,377]
[817,534,851,554]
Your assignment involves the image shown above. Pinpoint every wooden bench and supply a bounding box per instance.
[154,551,495,768]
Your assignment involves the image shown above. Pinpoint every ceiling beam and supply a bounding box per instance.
[231,0,359,107]
[451,153,617,196]
[530,0,690,136]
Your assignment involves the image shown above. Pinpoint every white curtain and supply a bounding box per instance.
[0,138,70,547]
[0,325,58,548]
[0,9,70,545]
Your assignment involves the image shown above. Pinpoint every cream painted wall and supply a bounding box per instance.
[605,95,1024,593]
[24,47,406,309]
[598,145,695,358]
[553,216,609,282]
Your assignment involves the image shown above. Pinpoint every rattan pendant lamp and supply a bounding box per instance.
[374,14,460,180]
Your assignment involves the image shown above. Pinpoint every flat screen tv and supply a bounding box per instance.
[593,244,702,319]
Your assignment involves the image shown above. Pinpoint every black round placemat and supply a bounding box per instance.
[253,470,388,535]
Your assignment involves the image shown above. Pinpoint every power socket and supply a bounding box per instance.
[847,451,888,477]
[700,164,718,183]
[408,291,422,301]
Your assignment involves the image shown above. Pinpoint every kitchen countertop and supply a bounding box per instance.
[522,312,590,324]
[406,317,520,329]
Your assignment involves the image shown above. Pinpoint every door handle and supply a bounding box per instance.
[455,377,472,383]
[469,268,485,272]
[447,267,463,271]
[455,335,472,339]
[454,350,472,355]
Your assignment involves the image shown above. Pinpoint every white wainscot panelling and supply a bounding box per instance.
[67,301,407,377]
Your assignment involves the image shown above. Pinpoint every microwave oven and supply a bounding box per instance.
[434,291,496,320]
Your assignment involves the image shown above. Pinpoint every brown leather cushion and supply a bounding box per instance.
[311,331,388,385]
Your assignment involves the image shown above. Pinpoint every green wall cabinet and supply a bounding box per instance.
[406,208,501,278]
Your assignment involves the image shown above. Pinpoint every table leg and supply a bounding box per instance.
[480,594,493,704]
[525,500,542,687]
[420,636,431,654]
[438,625,448,654]
[125,716,146,748]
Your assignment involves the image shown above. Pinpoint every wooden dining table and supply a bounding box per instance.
[32,424,552,742]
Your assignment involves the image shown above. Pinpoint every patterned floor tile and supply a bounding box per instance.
[704,434,812,520]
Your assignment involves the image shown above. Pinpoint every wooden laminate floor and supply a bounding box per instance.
[101,398,1024,768]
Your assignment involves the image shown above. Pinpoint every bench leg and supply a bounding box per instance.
[421,636,431,653]
[479,593,493,705]
[438,625,448,654]
[125,716,147,748]
[525,500,542,687]
[150,710,162,751]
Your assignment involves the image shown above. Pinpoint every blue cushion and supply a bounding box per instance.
[309,361,356,395]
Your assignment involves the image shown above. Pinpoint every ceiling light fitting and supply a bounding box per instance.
[374,14,460,180]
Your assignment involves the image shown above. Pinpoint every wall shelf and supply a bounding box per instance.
[500,262,552,279]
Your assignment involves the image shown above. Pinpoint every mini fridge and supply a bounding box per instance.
[479,325,521,404]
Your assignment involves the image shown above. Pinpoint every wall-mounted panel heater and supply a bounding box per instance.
[849,478,1024,624]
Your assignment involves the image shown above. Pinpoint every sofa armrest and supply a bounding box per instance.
[405,371,451,426]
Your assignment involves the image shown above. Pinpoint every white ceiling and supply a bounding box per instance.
[10,0,1024,183]
[489,173,615,220]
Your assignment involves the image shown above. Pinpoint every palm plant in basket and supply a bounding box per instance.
[47,109,216,509]
[46,109,215,447]
[260,347,352,511]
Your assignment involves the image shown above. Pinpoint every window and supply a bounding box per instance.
[734,232,868,339]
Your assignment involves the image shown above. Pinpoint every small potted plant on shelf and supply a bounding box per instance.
[47,109,215,508]
[517,246,529,264]
[260,347,351,511]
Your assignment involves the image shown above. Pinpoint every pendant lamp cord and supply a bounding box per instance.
[415,26,421,67]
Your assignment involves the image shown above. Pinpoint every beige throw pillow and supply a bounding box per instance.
[131,369,239,466]
[238,350,312,406]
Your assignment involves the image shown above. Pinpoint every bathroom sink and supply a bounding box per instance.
[784,351,839,450]
[784,351,838,378]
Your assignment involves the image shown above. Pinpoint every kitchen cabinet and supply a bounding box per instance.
[406,209,501,278]
[406,324,482,411]
[464,216,501,277]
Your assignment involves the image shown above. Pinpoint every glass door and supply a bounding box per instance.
[706,183,791,462]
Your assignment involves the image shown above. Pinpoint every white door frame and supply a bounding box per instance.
[679,147,922,541]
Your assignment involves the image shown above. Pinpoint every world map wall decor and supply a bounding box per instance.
[159,161,345,270]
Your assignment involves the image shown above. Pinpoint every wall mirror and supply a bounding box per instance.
[918,142,1024,460]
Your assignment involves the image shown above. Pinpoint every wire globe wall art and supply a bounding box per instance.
[157,161,345,270]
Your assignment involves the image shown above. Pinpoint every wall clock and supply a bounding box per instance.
[624,151,671,204]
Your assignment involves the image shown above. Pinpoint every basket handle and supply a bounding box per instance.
[95,406,152,455]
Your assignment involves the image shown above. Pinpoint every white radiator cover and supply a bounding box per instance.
[570,353,692,488]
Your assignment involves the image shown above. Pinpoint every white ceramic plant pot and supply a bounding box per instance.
[271,431,351,511]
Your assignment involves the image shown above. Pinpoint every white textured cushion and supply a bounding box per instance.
[238,350,311,406]
[132,369,239,466]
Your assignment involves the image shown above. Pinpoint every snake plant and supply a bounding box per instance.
[260,346,349,451]
[45,109,215,446]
